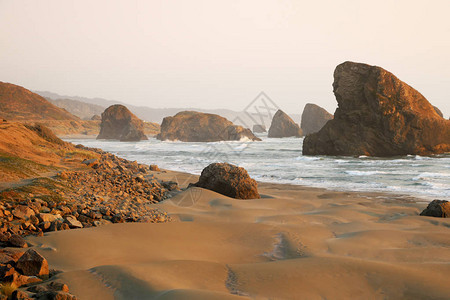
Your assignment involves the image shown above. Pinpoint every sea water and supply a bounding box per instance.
[66,135,450,201]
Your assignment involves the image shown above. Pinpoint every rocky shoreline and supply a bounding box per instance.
[0,144,178,299]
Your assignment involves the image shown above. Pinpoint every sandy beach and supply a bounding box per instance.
[25,170,450,300]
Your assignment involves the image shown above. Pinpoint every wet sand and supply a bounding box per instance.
[27,170,450,299]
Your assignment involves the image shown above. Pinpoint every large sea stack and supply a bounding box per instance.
[303,61,450,156]
[268,110,302,138]
[300,103,333,135]
[97,105,148,142]
[157,111,260,142]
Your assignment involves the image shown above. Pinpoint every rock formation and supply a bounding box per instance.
[194,163,260,199]
[420,200,449,218]
[252,124,267,133]
[268,110,303,138]
[0,82,78,121]
[97,105,148,141]
[300,103,333,135]
[303,61,450,156]
[157,111,261,142]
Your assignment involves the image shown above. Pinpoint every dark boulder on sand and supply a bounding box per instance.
[420,200,450,218]
[268,110,302,138]
[157,111,260,142]
[97,105,148,142]
[300,103,333,135]
[303,61,450,156]
[194,163,260,199]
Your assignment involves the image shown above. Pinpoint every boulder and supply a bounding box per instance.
[300,103,333,135]
[252,124,266,133]
[303,61,450,156]
[420,200,449,218]
[15,249,49,277]
[157,111,261,142]
[97,105,148,142]
[194,163,260,199]
[268,110,302,138]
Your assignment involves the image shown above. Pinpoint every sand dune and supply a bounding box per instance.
[26,171,450,299]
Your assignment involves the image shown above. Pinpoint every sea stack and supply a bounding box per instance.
[268,110,302,138]
[300,103,333,135]
[303,61,450,156]
[97,105,148,142]
[157,111,260,142]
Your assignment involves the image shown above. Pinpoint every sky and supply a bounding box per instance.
[1,0,449,117]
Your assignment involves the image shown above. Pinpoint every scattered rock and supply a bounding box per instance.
[303,61,450,156]
[268,110,302,138]
[97,104,148,142]
[157,111,261,142]
[194,163,260,199]
[420,200,450,218]
[149,165,160,171]
[38,214,62,224]
[300,103,333,135]
[15,249,49,277]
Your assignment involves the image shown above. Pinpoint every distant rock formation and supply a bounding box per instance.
[157,111,261,142]
[252,124,266,133]
[303,61,450,156]
[433,106,443,118]
[420,200,449,218]
[300,103,333,135]
[268,110,302,138]
[97,105,148,141]
[91,114,101,121]
[194,163,260,199]
[0,82,78,121]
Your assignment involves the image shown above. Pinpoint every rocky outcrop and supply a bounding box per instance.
[303,61,450,156]
[252,124,267,133]
[97,105,148,141]
[157,111,261,142]
[300,103,333,135]
[268,110,302,138]
[0,82,78,121]
[194,163,260,199]
[420,200,449,218]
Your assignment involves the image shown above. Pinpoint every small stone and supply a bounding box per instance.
[12,206,35,220]
[15,249,49,277]
[8,235,28,248]
[64,216,83,229]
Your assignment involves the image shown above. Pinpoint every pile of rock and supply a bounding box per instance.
[0,146,173,237]
[0,248,77,299]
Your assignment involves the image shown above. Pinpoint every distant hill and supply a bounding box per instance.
[35,91,301,127]
[0,82,78,121]
[46,98,105,120]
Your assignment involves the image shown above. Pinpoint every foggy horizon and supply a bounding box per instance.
[1,0,449,117]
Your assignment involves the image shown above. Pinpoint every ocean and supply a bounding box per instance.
[66,135,450,201]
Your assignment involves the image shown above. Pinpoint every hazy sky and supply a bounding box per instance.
[1,0,449,117]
